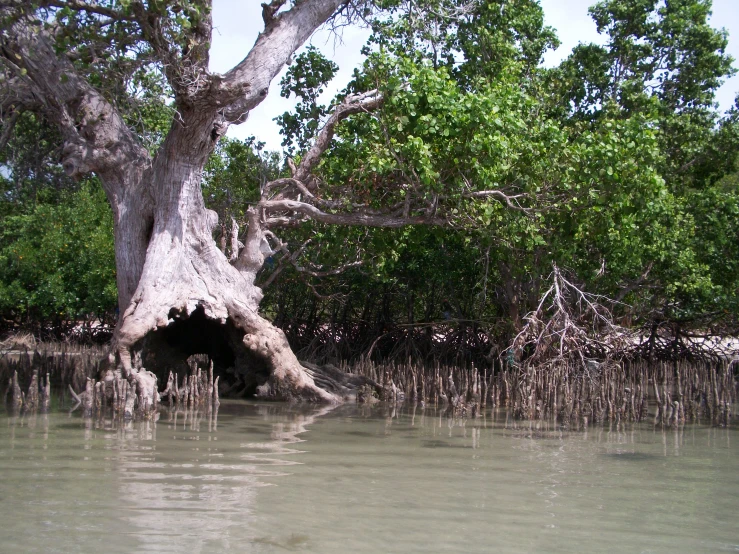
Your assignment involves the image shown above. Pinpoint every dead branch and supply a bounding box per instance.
[462,189,531,213]
[512,264,633,367]
[260,233,362,289]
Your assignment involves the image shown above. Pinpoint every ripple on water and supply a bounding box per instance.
[1,404,738,554]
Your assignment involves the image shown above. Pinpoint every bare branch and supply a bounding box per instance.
[458,172,533,214]
[294,89,383,184]
[511,264,632,366]
[263,176,387,214]
[256,89,385,231]
[462,189,530,211]
[263,177,316,200]
[260,234,308,288]
[294,259,362,279]
[260,232,360,297]
[229,217,240,262]
[262,199,445,228]
[220,0,347,122]
[286,156,298,176]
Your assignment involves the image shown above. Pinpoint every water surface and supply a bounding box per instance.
[1,402,737,553]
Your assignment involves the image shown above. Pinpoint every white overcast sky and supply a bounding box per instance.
[209,0,739,152]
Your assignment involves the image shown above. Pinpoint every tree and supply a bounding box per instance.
[1,0,390,403]
[545,0,739,330]
[0,182,117,335]
[0,0,573,403]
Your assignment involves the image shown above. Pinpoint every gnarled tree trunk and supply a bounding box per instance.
[112,111,337,403]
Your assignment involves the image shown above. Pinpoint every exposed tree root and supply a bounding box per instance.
[159,361,220,410]
[114,295,380,404]
[296,361,380,401]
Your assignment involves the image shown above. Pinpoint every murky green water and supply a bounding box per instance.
[1,402,737,553]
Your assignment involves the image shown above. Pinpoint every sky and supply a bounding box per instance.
[209,0,739,152]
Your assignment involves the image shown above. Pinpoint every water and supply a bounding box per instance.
[1,402,737,553]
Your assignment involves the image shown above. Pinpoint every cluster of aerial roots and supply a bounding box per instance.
[491,359,736,427]
[159,361,220,411]
[67,373,150,420]
[349,358,737,426]
[64,361,220,421]
[353,360,487,417]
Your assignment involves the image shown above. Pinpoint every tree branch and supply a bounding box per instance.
[294,89,382,184]
[462,189,532,212]
[263,176,389,213]
[263,177,317,200]
[40,0,134,22]
[130,0,214,102]
[0,14,149,184]
[220,0,347,123]
[39,0,215,103]
[262,199,445,228]
[261,0,287,26]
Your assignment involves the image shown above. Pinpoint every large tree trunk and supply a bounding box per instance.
[112,109,338,403]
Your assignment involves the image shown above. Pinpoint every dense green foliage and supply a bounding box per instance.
[0,110,114,334]
[260,0,739,360]
[0,182,117,329]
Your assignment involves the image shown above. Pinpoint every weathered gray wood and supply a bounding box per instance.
[81,378,94,418]
[124,381,136,420]
[25,370,39,412]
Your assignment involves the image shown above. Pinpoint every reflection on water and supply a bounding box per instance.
[0,403,330,554]
[1,402,738,553]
